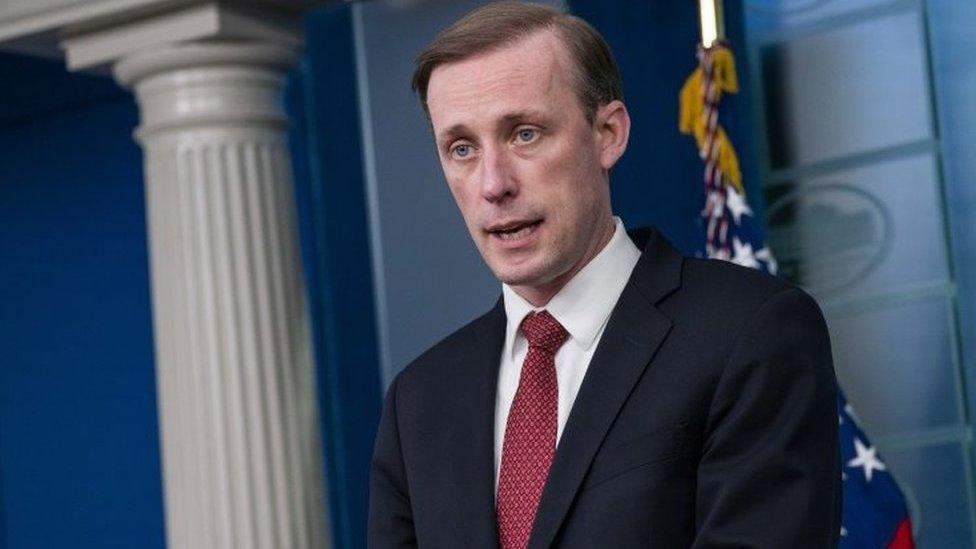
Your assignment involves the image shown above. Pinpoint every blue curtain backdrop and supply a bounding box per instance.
[292,4,382,549]
[0,54,165,548]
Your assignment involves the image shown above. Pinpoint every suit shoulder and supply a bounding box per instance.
[679,256,799,310]
[670,258,832,397]
[662,257,826,337]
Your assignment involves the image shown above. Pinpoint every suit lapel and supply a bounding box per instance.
[528,228,683,549]
[451,299,506,549]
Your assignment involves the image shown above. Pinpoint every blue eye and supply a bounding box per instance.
[452,144,471,158]
[516,128,537,142]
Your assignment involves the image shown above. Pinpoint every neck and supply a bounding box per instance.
[512,215,616,307]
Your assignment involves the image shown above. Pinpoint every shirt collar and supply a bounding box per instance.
[501,217,641,360]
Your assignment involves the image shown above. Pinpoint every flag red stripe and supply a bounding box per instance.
[887,519,914,549]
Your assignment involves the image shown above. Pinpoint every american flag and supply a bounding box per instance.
[679,42,915,548]
[678,42,777,273]
[838,392,914,548]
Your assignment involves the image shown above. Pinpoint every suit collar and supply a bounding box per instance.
[626,226,684,306]
[528,227,683,548]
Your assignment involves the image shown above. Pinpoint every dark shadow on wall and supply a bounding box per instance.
[290,4,383,548]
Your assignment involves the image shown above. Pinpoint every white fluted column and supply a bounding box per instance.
[114,41,328,549]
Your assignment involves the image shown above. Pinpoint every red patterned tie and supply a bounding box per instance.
[497,310,569,549]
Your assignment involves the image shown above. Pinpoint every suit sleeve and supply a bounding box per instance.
[693,287,841,548]
[368,375,418,548]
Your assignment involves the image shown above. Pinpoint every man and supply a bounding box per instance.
[369,2,840,548]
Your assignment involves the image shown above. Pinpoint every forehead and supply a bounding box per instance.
[425,29,578,132]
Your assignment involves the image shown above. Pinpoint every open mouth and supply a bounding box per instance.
[488,219,543,241]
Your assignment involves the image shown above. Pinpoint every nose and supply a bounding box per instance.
[480,145,516,203]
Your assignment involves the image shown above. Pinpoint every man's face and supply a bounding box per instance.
[425,29,625,303]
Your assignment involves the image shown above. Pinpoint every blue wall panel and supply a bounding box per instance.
[0,54,165,548]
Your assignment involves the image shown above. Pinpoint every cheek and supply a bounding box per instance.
[445,175,471,208]
[446,179,483,230]
[539,149,597,208]
[545,133,599,184]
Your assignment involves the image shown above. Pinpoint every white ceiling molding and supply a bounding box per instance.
[0,0,337,65]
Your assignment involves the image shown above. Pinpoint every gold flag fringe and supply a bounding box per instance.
[679,46,743,193]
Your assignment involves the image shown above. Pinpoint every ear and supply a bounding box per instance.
[594,100,631,171]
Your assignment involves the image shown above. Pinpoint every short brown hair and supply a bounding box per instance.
[411,1,622,123]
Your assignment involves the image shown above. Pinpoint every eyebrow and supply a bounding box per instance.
[436,110,550,147]
[437,124,471,148]
[499,109,548,124]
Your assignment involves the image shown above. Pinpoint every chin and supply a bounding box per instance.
[489,257,561,289]
[490,263,542,287]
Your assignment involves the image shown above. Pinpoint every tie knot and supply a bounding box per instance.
[520,310,569,355]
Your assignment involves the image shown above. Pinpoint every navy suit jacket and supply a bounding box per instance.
[368,228,841,548]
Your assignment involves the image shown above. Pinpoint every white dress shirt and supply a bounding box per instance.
[494,216,641,487]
